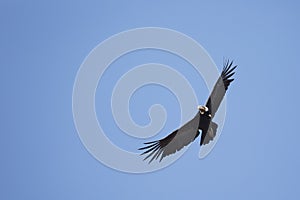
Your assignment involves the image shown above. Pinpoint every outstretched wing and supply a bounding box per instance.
[139,112,201,163]
[206,59,237,118]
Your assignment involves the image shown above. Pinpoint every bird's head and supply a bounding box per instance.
[198,105,209,114]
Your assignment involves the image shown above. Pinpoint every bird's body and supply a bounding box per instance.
[198,112,215,145]
[139,60,237,163]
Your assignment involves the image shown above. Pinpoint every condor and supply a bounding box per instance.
[139,59,237,163]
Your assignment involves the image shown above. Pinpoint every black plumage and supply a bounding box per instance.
[139,59,237,163]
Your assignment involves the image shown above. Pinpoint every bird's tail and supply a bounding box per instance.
[200,121,218,145]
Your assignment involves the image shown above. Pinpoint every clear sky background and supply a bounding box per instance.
[1,0,300,199]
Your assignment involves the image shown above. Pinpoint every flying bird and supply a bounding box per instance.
[139,59,237,163]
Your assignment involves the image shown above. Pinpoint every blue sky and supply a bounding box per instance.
[1,0,300,199]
